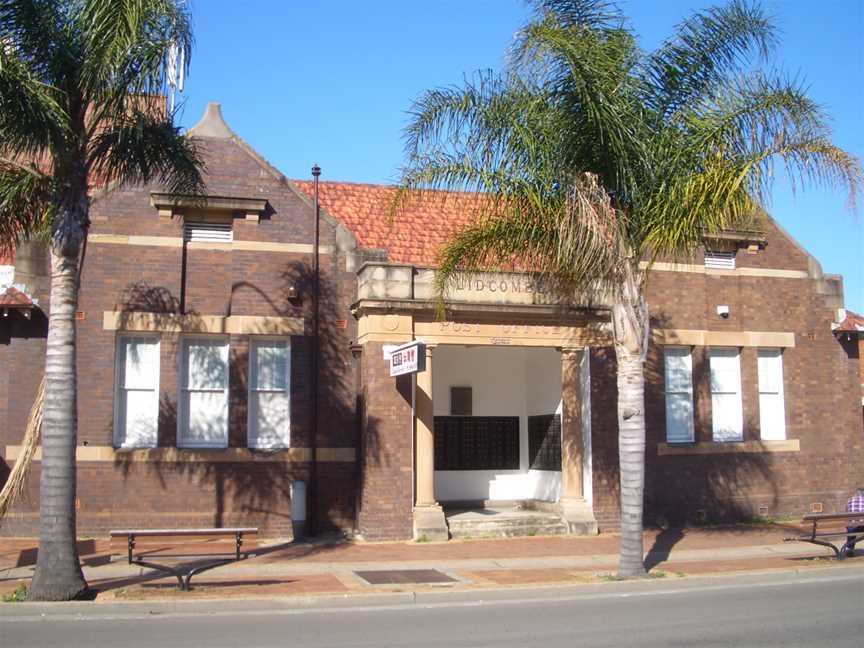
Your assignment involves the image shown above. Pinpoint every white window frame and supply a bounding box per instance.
[178,336,230,449]
[113,334,160,448]
[247,337,292,449]
[758,348,787,440]
[663,346,695,443]
[709,347,744,442]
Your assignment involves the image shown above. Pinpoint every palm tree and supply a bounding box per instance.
[400,0,860,577]
[0,0,204,600]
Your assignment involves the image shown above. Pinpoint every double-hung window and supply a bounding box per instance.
[179,338,229,448]
[248,339,291,448]
[114,336,160,448]
[709,348,743,441]
[757,349,786,440]
[663,347,694,443]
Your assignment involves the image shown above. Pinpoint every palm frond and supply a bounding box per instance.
[739,136,861,212]
[0,44,65,156]
[639,156,757,257]
[641,0,776,121]
[525,0,625,33]
[0,157,53,253]
[88,106,205,196]
[434,173,628,307]
[0,0,66,78]
[677,73,861,210]
[79,0,192,118]
[404,72,561,184]
[511,12,644,198]
[689,73,825,154]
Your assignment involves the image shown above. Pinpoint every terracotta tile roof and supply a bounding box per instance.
[0,251,13,265]
[0,284,38,308]
[291,180,485,266]
[835,310,864,333]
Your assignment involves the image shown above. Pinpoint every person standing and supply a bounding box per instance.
[845,486,864,557]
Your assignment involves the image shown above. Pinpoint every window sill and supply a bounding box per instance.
[657,439,799,456]
[114,444,157,452]
[3,445,355,463]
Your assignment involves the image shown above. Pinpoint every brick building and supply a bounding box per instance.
[1,103,861,540]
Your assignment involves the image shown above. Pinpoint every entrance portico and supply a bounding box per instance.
[354,263,611,540]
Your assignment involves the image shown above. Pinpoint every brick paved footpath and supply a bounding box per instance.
[1,524,860,602]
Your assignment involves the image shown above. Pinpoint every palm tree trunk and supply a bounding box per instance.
[28,236,87,600]
[615,342,647,577]
[612,268,648,578]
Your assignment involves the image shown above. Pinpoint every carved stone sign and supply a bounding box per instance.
[449,273,555,298]
[415,269,562,306]
[413,320,612,347]
[356,263,611,309]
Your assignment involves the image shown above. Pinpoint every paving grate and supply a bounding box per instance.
[354,569,457,585]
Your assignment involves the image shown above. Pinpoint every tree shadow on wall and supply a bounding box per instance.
[113,371,301,535]
[589,312,789,568]
[644,337,782,529]
[114,282,204,331]
[112,258,363,537]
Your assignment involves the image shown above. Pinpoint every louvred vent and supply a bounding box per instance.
[704,250,736,269]
[183,221,233,243]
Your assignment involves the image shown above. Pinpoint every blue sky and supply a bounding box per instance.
[178,1,863,314]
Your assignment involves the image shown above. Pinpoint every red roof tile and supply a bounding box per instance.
[291,181,484,266]
[835,310,864,333]
[0,285,37,308]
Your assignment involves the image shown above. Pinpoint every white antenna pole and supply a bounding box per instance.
[178,43,185,93]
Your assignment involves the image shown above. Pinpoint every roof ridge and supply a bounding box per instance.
[290,178,486,199]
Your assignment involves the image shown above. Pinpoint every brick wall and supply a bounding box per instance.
[356,342,414,540]
[2,149,861,541]
[0,134,359,537]
[583,219,863,531]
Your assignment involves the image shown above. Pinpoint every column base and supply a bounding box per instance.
[413,504,449,542]
[559,498,599,535]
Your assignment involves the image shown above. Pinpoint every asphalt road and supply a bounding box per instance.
[3,570,863,647]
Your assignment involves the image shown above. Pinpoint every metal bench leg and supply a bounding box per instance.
[806,538,842,559]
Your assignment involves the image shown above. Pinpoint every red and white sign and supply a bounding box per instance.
[388,341,426,377]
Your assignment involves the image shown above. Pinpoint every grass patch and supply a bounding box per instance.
[2,583,27,603]
[599,573,627,582]
[740,514,798,526]
[526,528,538,537]
[415,534,430,543]
[647,571,668,579]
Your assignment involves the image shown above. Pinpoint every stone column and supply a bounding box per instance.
[561,347,584,500]
[415,345,437,507]
[412,344,449,541]
[559,347,598,535]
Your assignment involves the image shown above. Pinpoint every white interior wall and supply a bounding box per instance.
[0,265,14,288]
[433,345,562,502]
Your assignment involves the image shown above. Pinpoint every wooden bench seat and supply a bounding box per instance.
[109,527,258,590]
[789,513,864,559]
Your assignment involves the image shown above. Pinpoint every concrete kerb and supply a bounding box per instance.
[2,564,863,622]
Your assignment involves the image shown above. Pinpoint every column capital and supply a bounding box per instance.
[557,346,585,356]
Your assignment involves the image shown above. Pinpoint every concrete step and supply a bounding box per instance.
[445,509,569,539]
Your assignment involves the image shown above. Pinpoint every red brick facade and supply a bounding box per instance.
[1,106,861,539]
